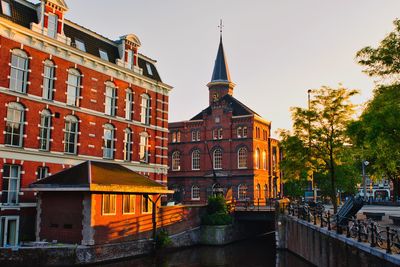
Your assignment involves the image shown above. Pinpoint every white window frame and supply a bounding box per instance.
[123,128,132,161]
[237,127,242,138]
[39,109,51,151]
[66,68,81,106]
[127,50,134,69]
[139,132,149,163]
[243,127,248,138]
[105,82,117,116]
[9,49,29,93]
[218,128,223,139]
[122,194,135,214]
[2,165,21,205]
[140,94,150,125]
[103,123,115,159]
[145,62,153,75]
[238,184,247,200]
[37,166,49,180]
[191,150,200,170]
[191,185,200,201]
[237,147,248,169]
[0,216,19,248]
[47,13,58,38]
[102,194,116,215]
[125,88,134,120]
[64,115,78,154]
[213,149,222,170]
[42,60,55,100]
[5,102,24,147]
[172,151,181,171]
[1,0,11,16]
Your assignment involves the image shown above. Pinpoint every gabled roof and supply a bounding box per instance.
[30,161,173,194]
[47,0,68,10]
[190,94,260,120]
[210,37,231,83]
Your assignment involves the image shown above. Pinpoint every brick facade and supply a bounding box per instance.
[167,37,282,205]
[0,0,171,246]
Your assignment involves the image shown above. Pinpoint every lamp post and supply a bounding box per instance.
[307,90,316,202]
[362,160,369,202]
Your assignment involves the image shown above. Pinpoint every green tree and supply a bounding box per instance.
[281,86,358,213]
[348,84,400,200]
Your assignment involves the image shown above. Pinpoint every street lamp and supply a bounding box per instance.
[362,160,369,202]
[307,90,316,202]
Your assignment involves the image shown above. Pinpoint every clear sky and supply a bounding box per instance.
[45,1,400,135]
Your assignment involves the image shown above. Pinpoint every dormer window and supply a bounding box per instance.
[75,39,86,52]
[146,63,153,76]
[99,49,109,61]
[47,13,58,38]
[127,50,134,69]
[1,0,11,16]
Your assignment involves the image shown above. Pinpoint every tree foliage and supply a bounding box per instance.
[280,86,358,212]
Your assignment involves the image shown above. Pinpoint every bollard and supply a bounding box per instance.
[313,209,317,225]
[346,225,351,238]
[370,222,376,248]
[357,220,362,242]
[328,211,331,231]
[320,211,323,228]
[386,226,392,254]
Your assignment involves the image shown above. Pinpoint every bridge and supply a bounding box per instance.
[233,204,276,222]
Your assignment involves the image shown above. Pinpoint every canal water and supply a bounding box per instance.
[97,233,314,267]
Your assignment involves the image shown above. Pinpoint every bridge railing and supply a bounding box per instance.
[279,202,400,255]
[232,197,277,211]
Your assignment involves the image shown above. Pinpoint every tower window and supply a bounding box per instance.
[146,63,153,75]
[47,13,58,38]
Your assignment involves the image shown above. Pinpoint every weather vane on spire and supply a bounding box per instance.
[218,19,224,37]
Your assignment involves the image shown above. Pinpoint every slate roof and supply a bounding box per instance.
[1,0,162,82]
[30,161,173,194]
[210,36,231,83]
[190,94,260,120]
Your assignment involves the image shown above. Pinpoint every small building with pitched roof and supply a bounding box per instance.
[29,161,173,245]
[168,35,282,205]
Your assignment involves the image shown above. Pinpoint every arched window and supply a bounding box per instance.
[140,94,150,125]
[264,184,268,199]
[263,150,267,170]
[191,185,200,200]
[64,115,78,154]
[5,102,24,147]
[125,88,134,120]
[212,183,223,196]
[66,68,81,106]
[172,151,181,171]
[123,128,132,161]
[10,49,29,93]
[238,184,248,200]
[255,148,260,169]
[237,127,242,138]
[237,147,248,169]
[139,132,149,163]
[105,81,117,116]
[176,131,181,142]
[39,109,52,151]
[42,59,55,100]
[213,148,222,170]
[103,123,115,159]
[255,184,261,199]
[192,149,200,170]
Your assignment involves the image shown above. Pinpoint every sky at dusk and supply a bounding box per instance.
[37,1,400,136]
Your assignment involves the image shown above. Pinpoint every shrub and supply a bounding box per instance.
[207,195,228,214]
[155,228,172,249]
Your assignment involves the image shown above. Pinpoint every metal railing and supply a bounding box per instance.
[280,202,400,254]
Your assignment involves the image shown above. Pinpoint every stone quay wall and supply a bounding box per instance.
[276,214,400,267]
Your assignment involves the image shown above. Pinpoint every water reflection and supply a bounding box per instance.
[97,234,313,267]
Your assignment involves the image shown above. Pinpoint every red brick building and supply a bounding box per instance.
[168,36,282,205]
[0,0,171,247]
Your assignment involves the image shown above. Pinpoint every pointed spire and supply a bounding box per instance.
[210,35,231,83]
